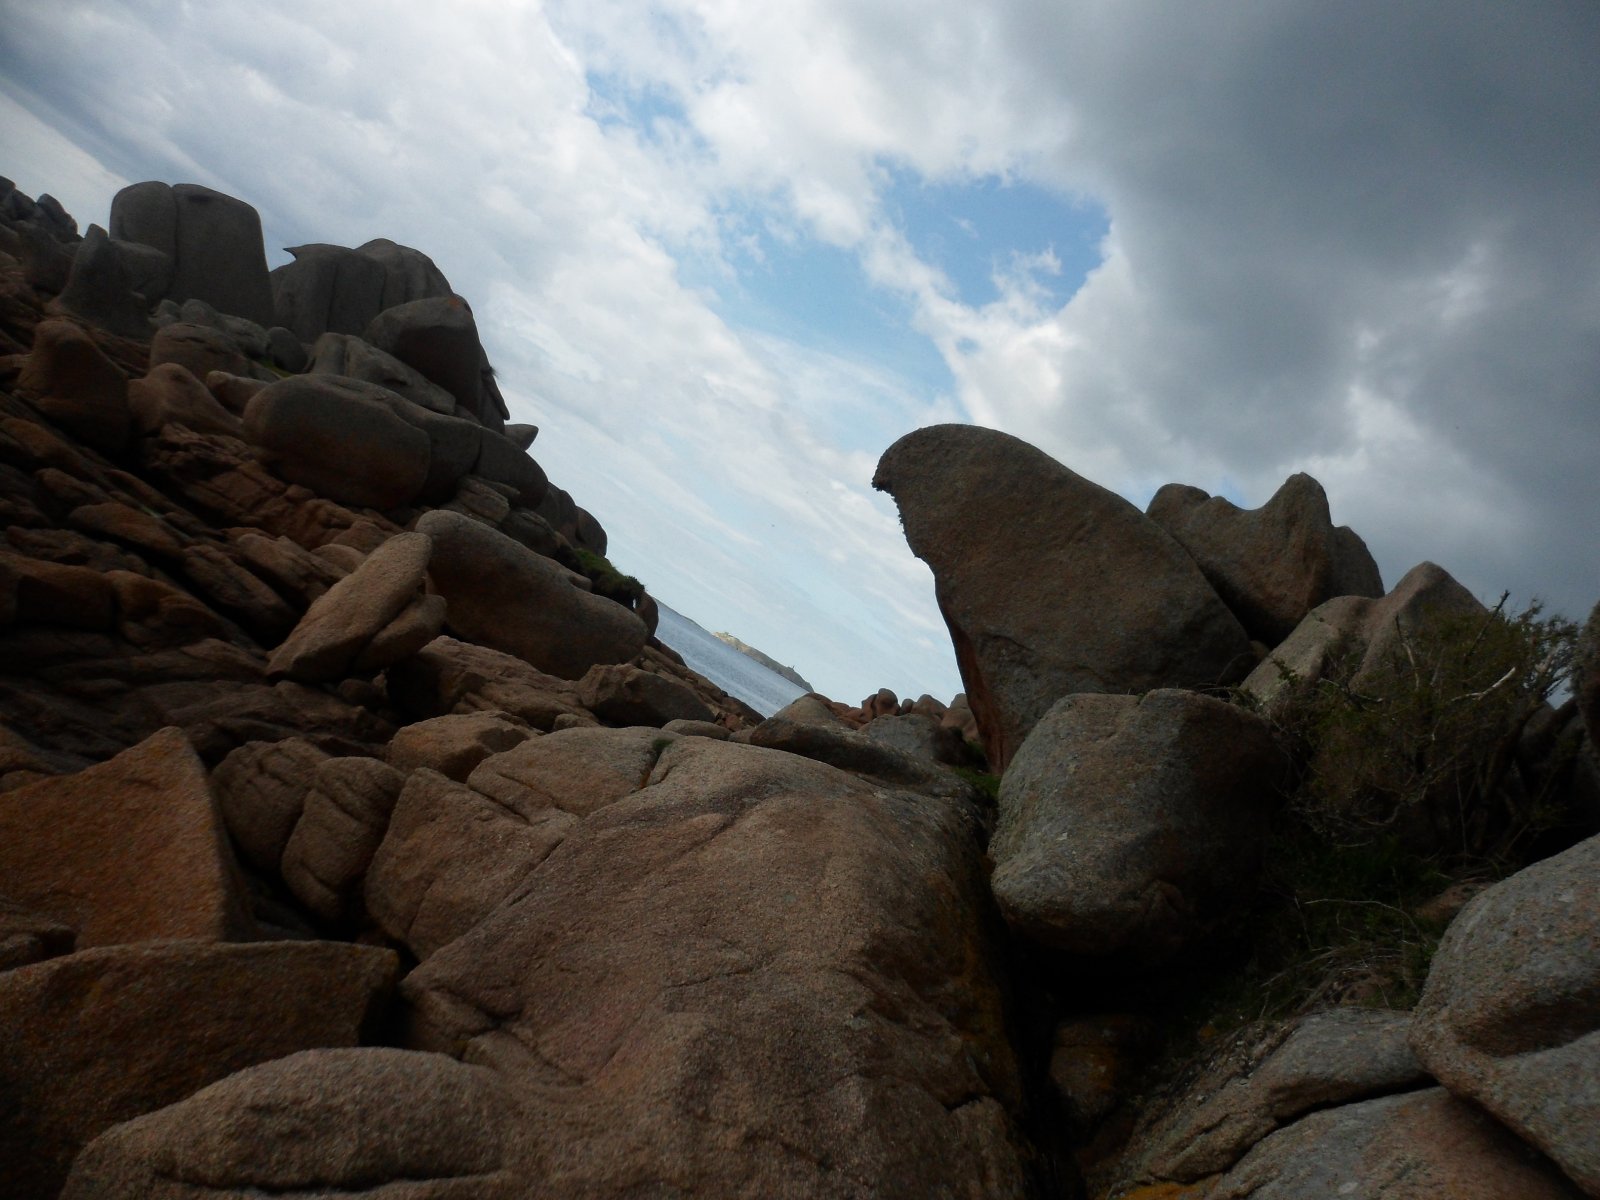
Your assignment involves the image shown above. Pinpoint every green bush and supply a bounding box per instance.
[1275,596,1579,862]
[573,548,646,609]
[1176,595,1582,1032]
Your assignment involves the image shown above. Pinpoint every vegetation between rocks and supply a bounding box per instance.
[1197,596,1581,1031]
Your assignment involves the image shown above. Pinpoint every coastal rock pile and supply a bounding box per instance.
[3,174,1598,1199]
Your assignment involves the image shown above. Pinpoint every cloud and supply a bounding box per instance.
[1,0,1596,706]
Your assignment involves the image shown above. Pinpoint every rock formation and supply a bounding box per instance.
[3,175,1597,1200]
[874,423,1255,771]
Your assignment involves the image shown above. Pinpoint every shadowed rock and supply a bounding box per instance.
[990,689,1286,962]
[1410,832,1600,1196]
[873,425,1253,770]
[110,182,274,325]
[416,510,647,679]
[1148,472,1384,644]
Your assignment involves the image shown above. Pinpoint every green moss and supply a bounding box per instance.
[952,766,1000,802]
[573,548,646,608]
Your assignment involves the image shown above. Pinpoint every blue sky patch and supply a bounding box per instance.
[883,168,1108,310]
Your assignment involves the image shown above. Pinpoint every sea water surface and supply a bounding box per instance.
[654,601,808,718]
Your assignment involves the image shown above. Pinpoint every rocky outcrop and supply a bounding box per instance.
[417,510,648,678]
[1147,472,1384,644]
[1410,832,1600,1196]
[63,1048,524,1200]
[394,736,1033,1196]
[1,939,396,1200]
[1242,560,1488,716]
[0,727,254,946]
[110,182,275,327]
[1212,1087,1584,1199]
[873,424,1254,770]
[989,689,1286,962]
[9,176,1595,1200]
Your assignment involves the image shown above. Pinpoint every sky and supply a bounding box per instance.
[2,1,1597,704]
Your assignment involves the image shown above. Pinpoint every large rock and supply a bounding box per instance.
[1124,1010,1428,1186]
[109,182,274,325]
[1410,832,1600,1197]
[385,711,535,781]
[128,361,242,437]
[578,662,715,727]
[52,224,152,339]
[306,329,457,414]
[1242,561,1488,716]
[62,1048,524,1200]
[210,737,331,874]
[396,736,1033,1196]
[369,729,675,960]
[148,320,251,380]
[280,755,406,925]
[989,689,1286,961]
[242,375,432,510]
[385,636,592,730]
[0,727,254,946]
[15,317,131,456]
[1211,1088,1584,1199]
[1147,472,1384,644]
[365,295,485,418]
[269,243,392,342]
[416,510,647,679]
[0,939,396,1200]
[873,425,1253,770]
[267,530,435,682]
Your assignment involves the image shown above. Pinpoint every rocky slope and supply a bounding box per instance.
[3,175,1598,1199]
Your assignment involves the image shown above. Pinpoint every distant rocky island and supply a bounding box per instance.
[2,171,1597,1200]
[711,630,813,690]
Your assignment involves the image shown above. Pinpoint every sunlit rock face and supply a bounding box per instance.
[873,423,1253,770]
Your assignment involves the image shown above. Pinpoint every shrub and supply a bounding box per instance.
[573,548,646,609]
[1276,595,1579,862]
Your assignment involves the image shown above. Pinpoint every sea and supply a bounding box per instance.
[654,601,809,718]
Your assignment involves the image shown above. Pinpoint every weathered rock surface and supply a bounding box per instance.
[417,510,647,678]
[62,1048,524,1200]
[128,360,241,437]
[1124,1009,1428,1186]
[110,182,275,326]
[307,329,458,414]
[0,727,253,945]
[0,939,396,1200]
[1242,561,1488,716]
[266,530,435,681]
[1148,472,1384,644]
[873,425,1253,770]
[396,736,1034,1197]
[862,711,971,765]
[385,711,535,780]
[578,661,715,726]
[364,294,485,419]
[280,754,407,925]
[989,689,1286,961]
[242,375,432,510]
[15,317,130,455]
[1410,832,1600,1197]
[52,224,152,339]
[210,736,330,874]
[1211,1088,1584,1199]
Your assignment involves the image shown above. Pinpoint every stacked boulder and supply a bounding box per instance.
[0,182,1039,1198]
